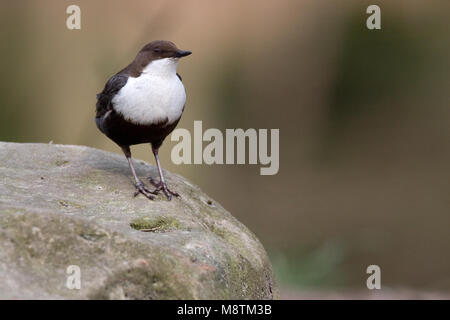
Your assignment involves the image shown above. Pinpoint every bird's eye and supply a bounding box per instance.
[153,48,161,53]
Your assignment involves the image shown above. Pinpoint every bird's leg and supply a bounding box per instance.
[149,146,179,200]
[121,146,155,200]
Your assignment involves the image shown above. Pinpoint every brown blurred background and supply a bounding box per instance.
[0,0,449,298]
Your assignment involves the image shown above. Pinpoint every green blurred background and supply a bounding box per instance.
[1,0,449,298]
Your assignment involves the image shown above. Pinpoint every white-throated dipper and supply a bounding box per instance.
[95,40,191,200]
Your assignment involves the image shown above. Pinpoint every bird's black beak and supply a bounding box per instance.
[176,50,192,58]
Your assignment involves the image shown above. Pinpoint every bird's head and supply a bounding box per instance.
[140,40,192,60]
[133,40,191,77]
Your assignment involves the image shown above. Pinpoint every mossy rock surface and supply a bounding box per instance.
[0,142,277,299]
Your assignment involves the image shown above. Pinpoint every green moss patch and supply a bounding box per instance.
[55,159,69,166]
[57,199,84,209]
[130,216,181,232]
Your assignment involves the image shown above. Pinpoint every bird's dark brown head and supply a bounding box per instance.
[140,40,192,59]
[124,40,191,77]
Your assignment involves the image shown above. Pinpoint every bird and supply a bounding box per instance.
[95,40,191,200]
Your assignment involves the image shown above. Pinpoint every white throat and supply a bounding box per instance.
[142,57,179,78]
[112,57,186,126]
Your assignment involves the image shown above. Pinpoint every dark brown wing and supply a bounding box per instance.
[95,74,129,118]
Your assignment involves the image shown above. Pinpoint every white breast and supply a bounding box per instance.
[112,58,186,126]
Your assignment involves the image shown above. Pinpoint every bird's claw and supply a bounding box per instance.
[134,181,156,200]
[148,177,180,200]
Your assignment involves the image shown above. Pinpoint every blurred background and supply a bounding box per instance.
[0,0,449,298]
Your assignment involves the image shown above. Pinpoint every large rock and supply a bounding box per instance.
[0,142,277,299]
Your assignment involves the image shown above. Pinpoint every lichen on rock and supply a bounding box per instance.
[0,142,277,299]
[130,216,181,232]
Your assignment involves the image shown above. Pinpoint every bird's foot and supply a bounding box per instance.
[149,177,180,200]
[133,181,156,200]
